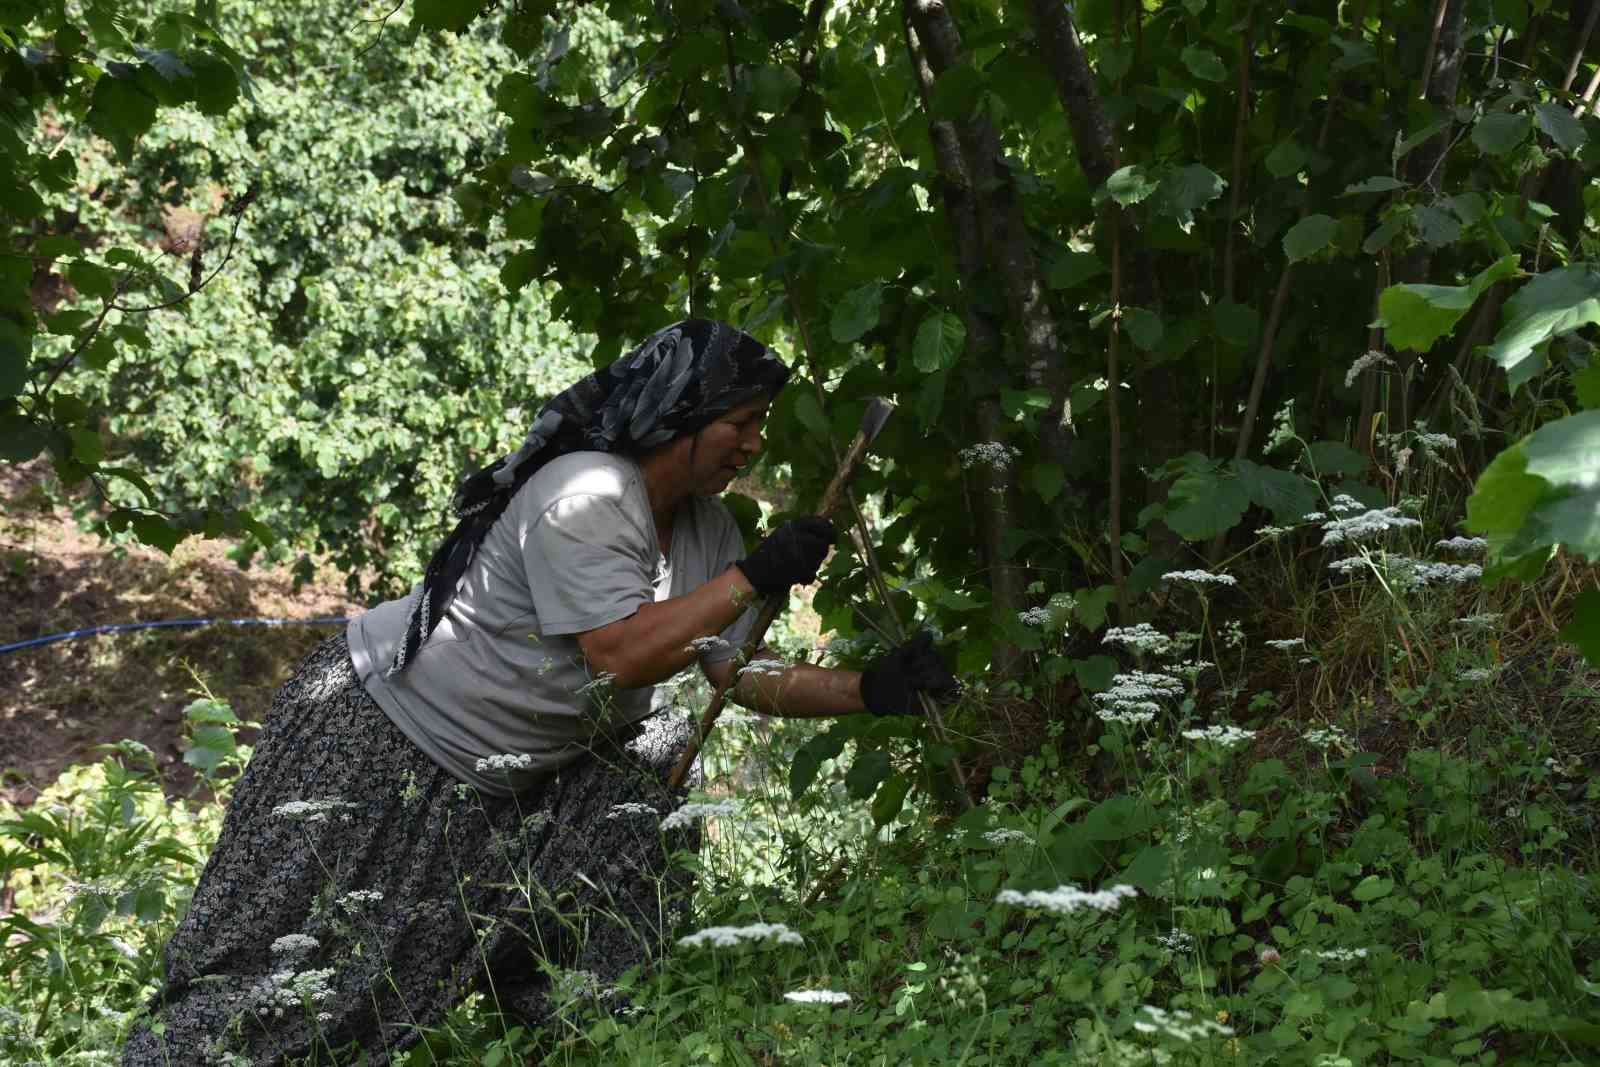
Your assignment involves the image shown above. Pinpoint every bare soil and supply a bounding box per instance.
[0,460,365,807]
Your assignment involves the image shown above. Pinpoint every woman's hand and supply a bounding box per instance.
[735,517,835,598]
[860,631,960,717]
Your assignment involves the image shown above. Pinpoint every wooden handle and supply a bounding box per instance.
[665,416,886,790]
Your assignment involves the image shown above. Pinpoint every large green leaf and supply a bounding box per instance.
[1233,459,1320,522]
[830,283,882,343]
[1558,587,1600,667]
[1378,255,1519,353]
[86,72,159,161]
[1165,468,1251,540]
[1155,164,1225,233]
[1534,102,1587,153]
[1484,265,1600,394]
[1472,111,1530,155]
[1283,214,1338,263]
[913,313,965,372]
[1180,45,1226,82]
[1097,164,1157,207]
[1523,410,1600,491]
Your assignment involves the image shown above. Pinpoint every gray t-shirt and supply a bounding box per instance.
[347,452,758,796]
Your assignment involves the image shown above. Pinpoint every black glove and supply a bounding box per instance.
[860,631,959,717]
[735,517,835,598]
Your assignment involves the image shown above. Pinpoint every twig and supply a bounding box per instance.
[1418,0,1451,100]
[1563,1,1600,93]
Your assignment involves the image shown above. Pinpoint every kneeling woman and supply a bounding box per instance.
[122,319,955,1065]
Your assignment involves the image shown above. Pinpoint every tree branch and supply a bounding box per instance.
[1020,0,1118,189]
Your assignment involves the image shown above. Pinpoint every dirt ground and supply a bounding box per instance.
[0,460,365,807]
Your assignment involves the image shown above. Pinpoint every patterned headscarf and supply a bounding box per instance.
[388,319,791,676]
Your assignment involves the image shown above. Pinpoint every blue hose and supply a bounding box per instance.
[0,616,352,656]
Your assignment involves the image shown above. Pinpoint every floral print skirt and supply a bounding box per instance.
[120,633,698,1066]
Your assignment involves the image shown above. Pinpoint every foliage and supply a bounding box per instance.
[11,1,596,597]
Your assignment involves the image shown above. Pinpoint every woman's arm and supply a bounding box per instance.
[575,564,758,690]
[701,655,867,719]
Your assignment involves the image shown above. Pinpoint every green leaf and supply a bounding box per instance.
[1393,117,1451,167]
[67,260,116,301]
[1352,874,1394,901]
[1411,203,1461,248]
[1558,587,1600,667]
[793,390,830,442]
[1337,175,1401,197]
[86,72,159,162]
[790,727,849,799]
[1282,214,1338,263]
[1097,165,1157,207]
[1122,307,1163,350]
[1001,388,1051,420]
[500,250,538,294]
[913,313,965,372]
[1378,255,1520,353]
[844,747,892,800]
[189,54,240,116]
[1212,301,1259,347]
[1305,440,1370,478]
[1573,365,1600,410]
[746,64,802,114]
[0,410,47,462]
[1180,45,1226,81]
[1233,459,1320,521]
[1522,409,1600,491]
[131,513,185,555]
[1534,101,1587,152]
[1154,164,1225,232]
[1472,111,1530,155]
[1265,140,1309,179]
[1484,265,1600,394]
[870,772,912,826]
[1048,251,1106,290]
[1097,43,1132,82]
[929,62,985,121]
[1031,463,1065,504]
[830,283,882,343]
[412,0,492,31]
[1165,469,1250,540]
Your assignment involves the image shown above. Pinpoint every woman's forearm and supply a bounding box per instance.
[731,662,866,719]
[581,565,758,689]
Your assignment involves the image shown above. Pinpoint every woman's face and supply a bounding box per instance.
[686,396,770,496]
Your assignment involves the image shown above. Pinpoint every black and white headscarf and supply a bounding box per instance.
[388,318,791,676]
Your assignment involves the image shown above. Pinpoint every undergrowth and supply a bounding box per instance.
[3,503,1599,1066]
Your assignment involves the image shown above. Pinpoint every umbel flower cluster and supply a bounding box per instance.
[996,883,1137,914]
[677,922,802,949]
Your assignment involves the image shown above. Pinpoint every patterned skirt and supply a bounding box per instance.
[120,633,699,1066]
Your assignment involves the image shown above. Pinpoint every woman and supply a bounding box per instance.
[122,319,956,1065]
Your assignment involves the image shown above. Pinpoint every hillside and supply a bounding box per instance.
[0,461,364,807]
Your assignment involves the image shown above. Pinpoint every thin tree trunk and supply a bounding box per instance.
[1222,22,1253,304]
[1021,0,1117,188]
[903,8,1026,676]
[907,0,1070,466]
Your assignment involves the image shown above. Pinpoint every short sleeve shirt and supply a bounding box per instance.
[346,452,758,796]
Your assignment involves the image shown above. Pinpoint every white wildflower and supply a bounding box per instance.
[475,753,534,774]
[677,922,803,949]
[1301,511,1326,522]
[1454,612,1502,630]
[1328,556,1370,575]
[1156,930,1195,953]
[738,658,788,678]
[1171,659,1215,681]
[1303,726,1353,751]
[996,883,1137,914]
[661,800,740,831]
[1321,506,1421,545]
[1416,432,1457,453]
[271,800,355,823]
[1103,623,1174,655]
[1330,493,1364,514]
[784,989,851,1005]
[1315,947,1369,962]
[1163,570,1238,588]
[1345,349,1394,388]
[1256,524,1293,538]
[108,937,139,961]
[1133,1004,1236,1043]
[1435,536,1488,553]
[605,801,658,820]
[1459,667,1496,683]
[1223,619,1246,649]
[575,671,617,696]
[1265,399,1297,453]
[1096,704,1159,725]
[337,890,384,913]
[1404,560,1482,584]
[271,934,320,958]
[958,442,1020,470]
[1264,637,1306,650]
[550,968,609,1002]
[1018,607,1052,627]
[251,966,338,1011]
[685,635,730,654]
[1181,725,1256,747]
[983,829,1034,847]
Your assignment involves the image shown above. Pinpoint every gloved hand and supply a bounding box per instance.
[735,517,835,598]
[860,631,959,717]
